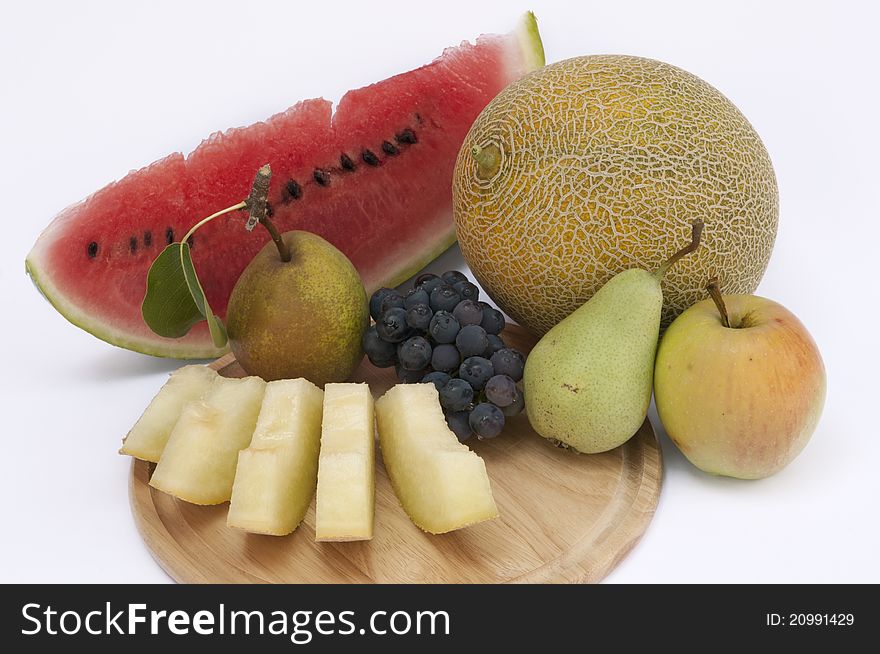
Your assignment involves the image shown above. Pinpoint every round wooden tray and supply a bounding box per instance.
[130,324,662,583]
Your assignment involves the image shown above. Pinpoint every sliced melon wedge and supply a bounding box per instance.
[149,375,265,504]
[375,384,498,534]
[315,383,375,541]
[227,378,324,536]
[120,365,218,462]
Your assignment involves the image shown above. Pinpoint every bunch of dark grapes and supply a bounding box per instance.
[364,271,527,442]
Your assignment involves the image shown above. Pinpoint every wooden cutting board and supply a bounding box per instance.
[129,324,662,583]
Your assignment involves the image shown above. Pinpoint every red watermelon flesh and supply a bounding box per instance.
[27,15,544,358]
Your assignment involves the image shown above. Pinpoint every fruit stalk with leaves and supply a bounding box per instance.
[142,165,283,348]
[142,163,368,385]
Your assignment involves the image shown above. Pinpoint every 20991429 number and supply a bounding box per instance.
[766,613,854,626]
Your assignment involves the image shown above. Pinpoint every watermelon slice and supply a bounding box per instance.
[26,15,543,359]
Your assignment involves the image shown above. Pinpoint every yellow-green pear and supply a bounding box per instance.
[226,230,368,385]
[523,221,702,453]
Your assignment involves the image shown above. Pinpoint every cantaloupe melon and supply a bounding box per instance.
[453,55,778,334]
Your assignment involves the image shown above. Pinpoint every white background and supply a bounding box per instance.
[2,0,878,583]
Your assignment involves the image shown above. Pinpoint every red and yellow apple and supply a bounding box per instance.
[654,292,825,479]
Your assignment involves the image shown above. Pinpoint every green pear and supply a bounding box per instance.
[226,230,368,386]
[523,221,702,453]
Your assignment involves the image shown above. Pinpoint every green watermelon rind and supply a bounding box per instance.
[26,14,544,360]
[382,225,458,291]
[25,257,229,359]
[517,11,546,70]
[24,230,456,360]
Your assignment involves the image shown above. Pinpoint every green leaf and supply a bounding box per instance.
[142,244,204,339]
[179,242,227,348]
[141,243,227,347]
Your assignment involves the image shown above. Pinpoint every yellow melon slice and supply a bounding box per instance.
[315,383,375,541]
[149,375,265,504]
[375,383,498,534]
[120,365,217,462]
[227,378,324,536]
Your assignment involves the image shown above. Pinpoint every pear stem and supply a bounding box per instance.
[655,219,704,278]
[259,215,290,262]
[706,277,731,328]
[181,201,247,247]
[244,164,290,262]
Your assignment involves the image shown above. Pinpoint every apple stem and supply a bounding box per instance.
[244,164,291,263]
[655,219,704,278]
[706,277,731,328]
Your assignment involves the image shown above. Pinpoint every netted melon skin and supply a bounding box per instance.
[453,55,778,334]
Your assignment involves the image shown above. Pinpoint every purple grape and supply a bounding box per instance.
[422,371,451,391]
[479,306,505,335]
[453,280,480,302]
[469,402,505,439]
[376,307,410,343]
[431,343,461,373]
[441,270,469,286]
[485,374,517,407]
[490,348,525,382]
[418,278,445,296]
[428,311,460,344]
[369,287,395,322]
[429,284,461,313]
[439,378,474,412]
[415,272,440,288]
[397,336,432,371]
[501,388,525,417]
[483,334,505,357]
[379,292,405,315]
[445,410,473,442]
[452,299,483,326]
[459,356,494,390]
[455,324,489,358]
[404,287,430,310]
[362,325,397,367]
[405,303,433,331]
[396,364,426,383]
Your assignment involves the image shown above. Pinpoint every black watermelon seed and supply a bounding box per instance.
[265,201,274,218]
[382,140,399,156]
[396,128,417,144]
[362,149,380,166]
[143,230,152,247]
[340,153,356,171]
[285,179,302,200]
[165,227,174,244]
[313,169,330,186]
[87,241,98,258]
[415,113,424,125]
[129,236,138,253]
